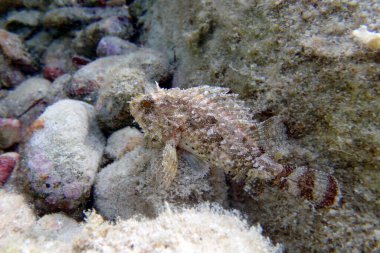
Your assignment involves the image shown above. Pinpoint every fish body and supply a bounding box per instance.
[130,85,340,208]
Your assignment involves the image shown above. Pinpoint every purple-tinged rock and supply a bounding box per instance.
[73,16,135,57]
[96,36,138,57]
[22,99,105,214]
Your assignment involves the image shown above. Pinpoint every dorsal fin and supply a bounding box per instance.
[179,86,254,124]
[253,116,289,157]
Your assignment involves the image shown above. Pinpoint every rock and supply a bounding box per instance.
[25,31,53,60]
[43,7,129,30]
[73,16,135,57]
[0,77,50,119]
[0,118,21,149]
[43,38,74,81]
[94,146,227,220]
[105,127,143,160]
[0,29,35,72]
[96,36,139,57]
[0,54,25,88]
[22,99,105,214]
[95,68,148,133]
[5,10,42,38]
[70,49,170,101]
[0,152,20,186]
[46,74,71,104]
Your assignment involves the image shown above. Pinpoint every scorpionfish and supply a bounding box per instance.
[130,85,340,208]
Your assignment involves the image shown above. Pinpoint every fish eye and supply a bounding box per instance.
[140,97,155,112]
[142,100,153,108]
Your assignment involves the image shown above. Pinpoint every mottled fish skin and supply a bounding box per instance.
[130,85,340,208]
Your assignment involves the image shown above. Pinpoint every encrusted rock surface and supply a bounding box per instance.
[0,77,50,119]
[0,118,21,149]
[104,127,143,161]
[95,67,149,133]
[96,36,139,57]
[70,49,170,102]
[22,99,105,214]
[94,146,228,220]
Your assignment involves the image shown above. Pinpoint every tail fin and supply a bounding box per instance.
[248,154,340,208]
[278,166,341,208]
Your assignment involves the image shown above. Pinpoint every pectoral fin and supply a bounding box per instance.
[158,140,178,189]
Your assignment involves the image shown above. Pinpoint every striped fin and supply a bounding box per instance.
[246,154,340,208]
[279,166,341,208]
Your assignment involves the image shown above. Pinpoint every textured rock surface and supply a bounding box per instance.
[0,118,21,149]
[22,99,105,214]
[0,77,50,119]
[96,36,139,57]
[131,0,380,251]
[104,127,143,160]
[94,146,227,220]
[0,54,25,88]
[0,29,35,71]
[70,49,170,102]
[95,68,149,133]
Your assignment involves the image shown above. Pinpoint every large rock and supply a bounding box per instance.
[0,29,35,71]
[94,146,227,220]
[69,48,170,102]
[22,99,105,214]
[95,68,148,133]
[96,36,139,57]
[130,0,380,251]
[0,77,50,119]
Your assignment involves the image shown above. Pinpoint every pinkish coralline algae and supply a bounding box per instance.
[22,99,105,214]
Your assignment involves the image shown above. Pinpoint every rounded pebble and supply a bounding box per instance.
[22,99,105,214]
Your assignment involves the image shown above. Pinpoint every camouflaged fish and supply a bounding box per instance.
[130,85,340,208]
